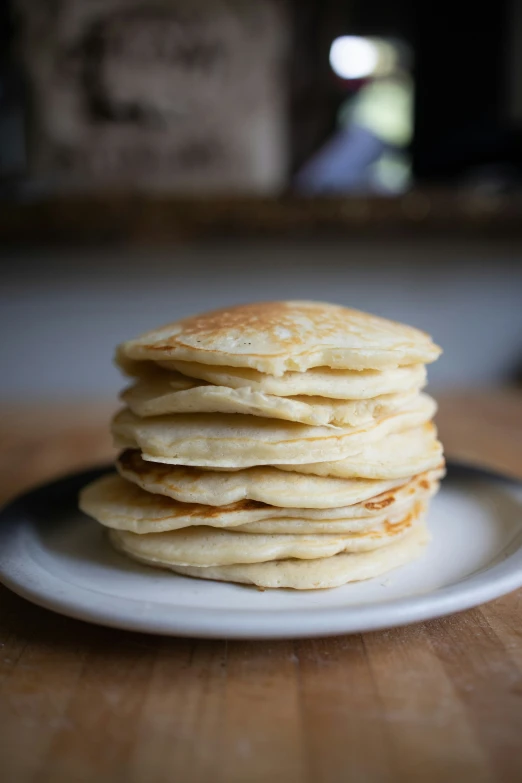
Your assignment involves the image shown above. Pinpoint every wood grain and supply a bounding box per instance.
[1,391,522,783]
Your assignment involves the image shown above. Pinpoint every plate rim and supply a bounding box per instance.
[1,462,521,639]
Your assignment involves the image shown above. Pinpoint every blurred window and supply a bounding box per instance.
[295,36,413,195]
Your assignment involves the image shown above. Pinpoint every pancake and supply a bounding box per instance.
[80,470,441,534]
[111,393,436,467]
[122,372,419,427]
[83,299,443,590]
[116,449,409,508]
[119,355,427,401]
[117,301,441,375]
[279,422,443,480]
[107,500,425,567]
[117,448,443,512]
[234,481,438,532]
[110,520,430,589]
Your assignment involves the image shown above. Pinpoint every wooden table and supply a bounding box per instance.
[1,391,522,783]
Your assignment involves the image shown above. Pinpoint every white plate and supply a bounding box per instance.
[1,464,522,639]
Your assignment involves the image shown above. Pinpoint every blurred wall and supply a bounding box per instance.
[14,0,287,193]
[1,239,521,399]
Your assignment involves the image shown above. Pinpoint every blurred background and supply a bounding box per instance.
[0,0,521,402]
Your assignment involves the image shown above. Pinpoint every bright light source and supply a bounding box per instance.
[329,36,379,80]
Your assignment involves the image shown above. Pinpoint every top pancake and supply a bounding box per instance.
[118,301,441,375]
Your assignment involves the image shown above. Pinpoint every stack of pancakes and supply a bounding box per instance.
[80,301,444,589]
